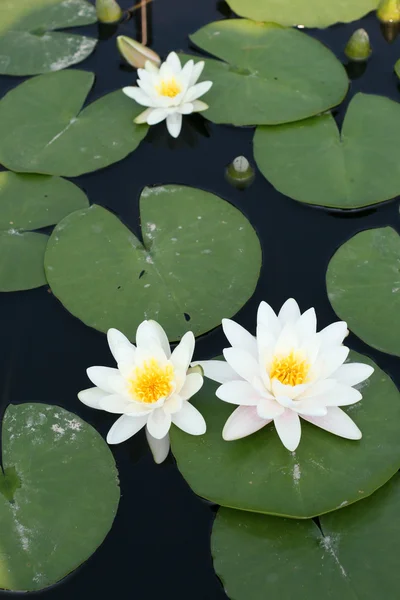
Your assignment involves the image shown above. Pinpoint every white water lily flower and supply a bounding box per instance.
[78,321,206,464]
[122,51,213,138]
[198,299,374,452]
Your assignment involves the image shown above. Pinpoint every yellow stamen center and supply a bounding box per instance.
[129,358,174,404]
[157,77,182,98]
[270,351,310,387]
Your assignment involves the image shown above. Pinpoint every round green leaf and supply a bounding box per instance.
[0,172,89,291]
[254,93,400,209]
[0,403,120,591]
[212,474,400,600]
[0,70,148,177]
[44,185,262,341]
[327,227,400,356]
[0,0,97,76]
[225,0,378,28]
[170,351,400,518]
[185,20,348,126]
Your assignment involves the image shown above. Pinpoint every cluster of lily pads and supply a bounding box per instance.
[2,0,400,597]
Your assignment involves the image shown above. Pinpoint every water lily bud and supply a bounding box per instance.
[394,58,400,78]
[380,21,400,42]
[117,36,161,69]
[344,29,372,61]
[225,156,255,189]
[377,0,400,23]
[96,0,122,24]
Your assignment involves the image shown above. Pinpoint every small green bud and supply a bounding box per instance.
[225,156,255,189]
[377,0,400,23]
[117,36,161,69]
[344,29,372,61]
[96,0,122,24]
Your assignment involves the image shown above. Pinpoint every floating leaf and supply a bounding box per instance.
[0,70,148,177]
[0,172,88,291]
[0,0,97,76]
[183,19,348,126]
[0,403,120,591]
[327,227,400,356]
[254,93,400,208]
[170,352,400,518]
[45,185,262,341]
[212,474,400,600]
[225,0,378,28]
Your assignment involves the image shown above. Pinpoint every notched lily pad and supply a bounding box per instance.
[44,185,262,341]
[0,403,120,591]
[254,93,400,208]
[0,70,148,177]
[0,172,89,291]
[182,19,348,126]
[327,227,400,356]
[0,0,97,76]
[170,351,400,518]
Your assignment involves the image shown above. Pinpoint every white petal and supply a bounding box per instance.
[192,100,208,112]
[166,51,181,73]
[146,430,170,464]
[302,407,362,440]
[274,410,301,451]
[291,401,328,417]
[271,378,310,400]
[278,298,301,326]
[223,405,270,441]
[144,60,159,74]
[99,394,134,414]
[147,108,169,125]
[178,102,194,115]
[122,86,154,107]
[257,301,281,338]
[314,346,350,380]
[146,320,171,358]
[296,308,317,343]
[107,328,136,364]
[273,323,299,356]
[257,398,284,419]
[147,407,172,439]
[299,379,336,399]
[106,414,147,444]
[171,401,206,435]
[87,366,126,394]
[223,347,260,384]
[179,373,203,400]
[332,363,374,387]
[318,321,348,347]
[78,387,106,409]
[171,332,195,372]
[134,108,154,124]
[315,383,362,407]
[163,394,183,414]
[222,318,257,357]
[180,59,194,86]
[136,320,166,356]
[189,61,205,85]
[216,380,261,406]
[166,112,183,138]
[194,360,240,383]
[184,80,213,102]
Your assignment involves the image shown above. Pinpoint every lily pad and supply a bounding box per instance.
[0,172,88,291]
[0,70,148,177]
[225,0,378,28]
[44,185,262,340]
[327,227,400,356]
[0,403,120,591]
[170,351,400,518]
[185,19,348,126]
[0,0,97,76]
[212,474,400,600]
[254,93,400,209]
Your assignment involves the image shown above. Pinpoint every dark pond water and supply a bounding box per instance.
[1,0,400,598]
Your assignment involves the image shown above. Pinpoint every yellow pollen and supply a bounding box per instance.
[270,351,310,387]
[157,77,182,98]
[129,358,174,404]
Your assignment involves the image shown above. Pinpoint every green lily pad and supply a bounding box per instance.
[185,19,348,126]
[0,172,88,291]
[225,0,378,28]
[170,351,400,518]
[44,185,262,341]
[327,227,400,356]
[212,474,400,600]
[0,70,148,177]
[254,93,400,209]
[0,0,97,76]
[0,403,120,591]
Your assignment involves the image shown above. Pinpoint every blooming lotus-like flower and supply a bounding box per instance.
[122,52,213,138]
[198,299,374,452]
[78,321,206,464]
